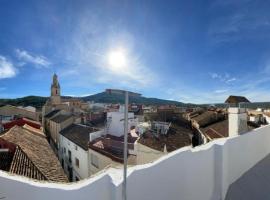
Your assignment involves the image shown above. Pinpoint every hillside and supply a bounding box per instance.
[0,96,48,109]
[81,92,187,106]
[0,92,190,108]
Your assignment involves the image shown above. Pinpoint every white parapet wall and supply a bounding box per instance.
[1,125,270,200]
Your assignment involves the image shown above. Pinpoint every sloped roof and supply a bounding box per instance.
[201,119,257,140]
[9,146,47,181]
[3,118,41,130]
[89,134,137,163]
[201,119,229,139]
[0,126,68,182]
[60,124,99,150]
[50,114,72,123]
[44,109,61,118]
[225,96,250,104]
[138,123,192,152]
[192,111,225,128]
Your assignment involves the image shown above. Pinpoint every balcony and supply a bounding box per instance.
[0,125,270,200]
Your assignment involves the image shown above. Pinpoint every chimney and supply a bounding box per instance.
[228,107,248,137]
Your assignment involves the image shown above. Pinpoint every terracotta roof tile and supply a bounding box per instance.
[138,123,192,152]
[0,126,68,182]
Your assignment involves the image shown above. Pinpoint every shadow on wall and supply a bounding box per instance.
[0,192,6,199]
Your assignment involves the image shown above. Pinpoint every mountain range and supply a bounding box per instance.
[0,92,192,109]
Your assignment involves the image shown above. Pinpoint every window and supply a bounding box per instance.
[91,154,99,168]
[68,150,72,163]
[64,147,66,154]
[75,158,79,168]
[75,145,78,150]
[61,159,64,168]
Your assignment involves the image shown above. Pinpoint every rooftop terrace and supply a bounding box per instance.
[0,124,270,200]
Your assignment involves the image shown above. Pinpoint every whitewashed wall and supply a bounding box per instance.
[1,125,270,200]
[88,148,119,175]
[263,114,270,123]
[135,141,166,164]
[107,112,137,137]
[59,135,89,181]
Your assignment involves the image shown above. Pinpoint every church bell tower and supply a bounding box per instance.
[50,73,61,105]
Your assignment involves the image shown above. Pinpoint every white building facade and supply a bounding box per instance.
[59,124,104,181]
[106,112,138,136]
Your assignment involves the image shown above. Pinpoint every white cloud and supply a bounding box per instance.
[210,72,236,84]
[208,5,270,44]
[226,78,236,83]
[214,89,228,93]
[0,56,17,79]
[15,49,50,68]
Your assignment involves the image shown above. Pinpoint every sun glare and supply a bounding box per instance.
[108,49,127,70]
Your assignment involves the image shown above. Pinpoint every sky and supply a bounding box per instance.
[1,0,270,103]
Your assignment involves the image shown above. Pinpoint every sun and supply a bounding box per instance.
[108,49,127,70]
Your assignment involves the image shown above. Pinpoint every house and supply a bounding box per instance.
[183,108,205,121]
[191,110,225,129]
[142,105,157,113]
[263,112,270,123]
[0,105,40,121]
[129,104,143,115]
[87,111,138,174]
[89,133,137,175]
[136,121,192,164]
[0,126,68,182]
[43,109,61,130]
[59,124,102,181]
[2,118,41,131]
[248,110,266,125]
[105,112,139,136]
[48,114,74,151]
[18,106,36,112]
[193,108,258,144]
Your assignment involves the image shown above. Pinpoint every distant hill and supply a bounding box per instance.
[0,92,192,109]
[0,96,48,109]
[81,92,188,106]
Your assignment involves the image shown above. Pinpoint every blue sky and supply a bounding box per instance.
[1,0,270,103]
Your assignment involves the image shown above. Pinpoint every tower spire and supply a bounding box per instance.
[50,73,61,104]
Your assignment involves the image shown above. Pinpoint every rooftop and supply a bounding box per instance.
[192,110,225,128]
[50,114,73,123]
[201,118,258,140]
[201,119,229,139]
[226,153,270,200]
[0,126,68,182]
[138,123,192,152]
[89,134,137,163]
[225,95,250,104]
[2,118,41,130]
[44,109,61,118]
[9,146,47,181]
[60,124,99,151]
[0,123,269,200]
